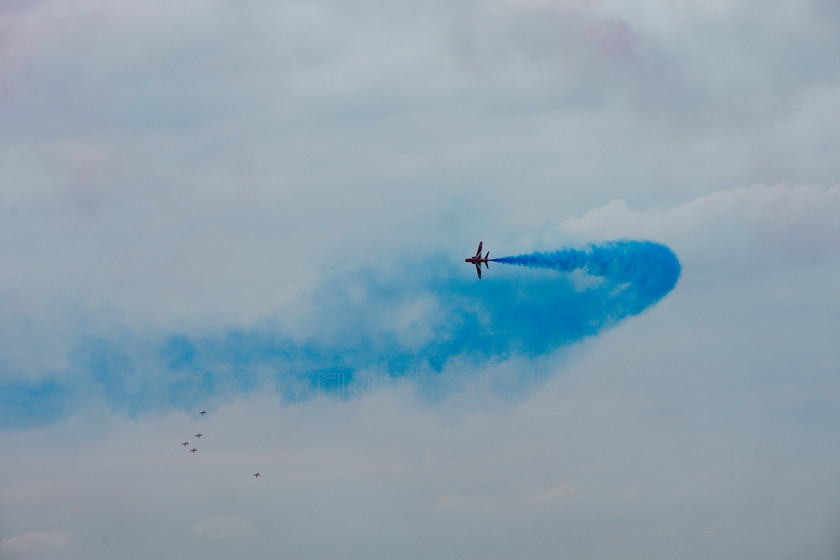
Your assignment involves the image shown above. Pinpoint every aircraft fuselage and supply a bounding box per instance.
[465,242,490,279]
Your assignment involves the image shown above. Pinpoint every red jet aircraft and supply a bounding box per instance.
[465,241,490,279]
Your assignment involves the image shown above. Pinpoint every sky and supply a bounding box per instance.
[1,0,839,558]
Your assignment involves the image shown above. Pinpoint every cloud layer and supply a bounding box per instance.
[2,0,840,559]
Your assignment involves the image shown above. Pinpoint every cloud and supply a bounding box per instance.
[434,477,507,511]
[192,516,253,539]
[0,530,72,558]
[1,0,839,558]
[528,483,575,502]
[2,1,839,351]
[435,493,481,510]
[452,1,644,71]
[561,184,840,265]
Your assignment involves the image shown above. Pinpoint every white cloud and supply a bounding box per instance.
[435,493,480,510]
[560,184,840,266]
[0,530,72,557]
[528,483,576,502]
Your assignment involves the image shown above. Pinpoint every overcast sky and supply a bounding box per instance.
[2,1,839,559]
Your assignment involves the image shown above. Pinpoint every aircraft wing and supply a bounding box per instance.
[475,262,481,279]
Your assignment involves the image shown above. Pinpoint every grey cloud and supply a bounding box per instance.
[191,516,252,539]
[560,183,840,268]
[1,2,839,557]
[0,530,73,560]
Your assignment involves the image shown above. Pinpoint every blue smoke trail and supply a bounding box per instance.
[492,240,681,317]
[0,240,680,428]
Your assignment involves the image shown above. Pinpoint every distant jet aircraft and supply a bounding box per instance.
[195,433,202,438]
[464,241,490,279]
[182,441,189,447]
[190,448,198,453]
[199,410,207,416]
[253,472,261,478]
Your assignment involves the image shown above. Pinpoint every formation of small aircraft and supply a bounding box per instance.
[465,241,491,279]
[179,410,260,479]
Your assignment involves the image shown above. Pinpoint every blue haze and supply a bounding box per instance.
[0,241,680,429]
